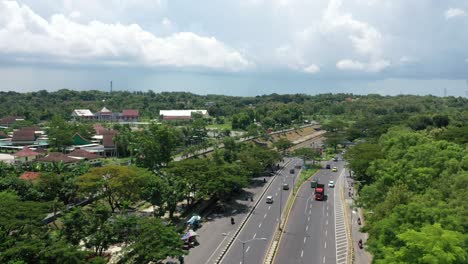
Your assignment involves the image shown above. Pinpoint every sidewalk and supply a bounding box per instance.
[344,174,372,264]
[184,161,287,264]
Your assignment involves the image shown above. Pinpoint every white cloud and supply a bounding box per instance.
[0,1,250,71]
[322,0,383,58]
[399,56,417,64]
[303,64,320,74]
[162,17,172,27]
[336,59,365,70]
[445,8,466,19]
[336,59,389,72]
[69,11,81,19]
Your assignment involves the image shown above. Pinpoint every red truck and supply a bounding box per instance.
[315,183,325,201]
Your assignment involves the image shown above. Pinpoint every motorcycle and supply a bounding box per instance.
[231,217,235,225]
[358,239,363,249]
[357,217,361,225]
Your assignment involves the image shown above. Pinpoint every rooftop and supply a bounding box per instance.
[13,146,41,157]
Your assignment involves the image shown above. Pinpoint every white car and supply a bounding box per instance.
[266,196,274,203]
[328,181,335,188]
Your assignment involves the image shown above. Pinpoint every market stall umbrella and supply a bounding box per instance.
[181,229,198,240]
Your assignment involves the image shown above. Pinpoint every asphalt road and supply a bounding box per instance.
[274,158,347,264]
[220,157,303,264]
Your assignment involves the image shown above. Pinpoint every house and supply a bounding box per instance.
[68,149,102,166]
[19,172,41,181]
[0,116,24,127]
[120,109,139,122]
[36,152,80,164]
[101,130,117,156]
[13,146,41,162]
[159,110,209,120]
[71,109,95,120]
[96,107,114,121]
[12,129,36,145]
[72,133,92,146]
[68,149,101,160]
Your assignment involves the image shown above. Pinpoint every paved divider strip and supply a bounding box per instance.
[214,160,292,264]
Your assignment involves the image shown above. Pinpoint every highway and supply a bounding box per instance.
[274,158,348,264]
[219,157,303,264]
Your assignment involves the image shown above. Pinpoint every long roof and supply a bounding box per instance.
[122,109,139,117]
[159,110,208,117]
[12,130,36,141]
[68,149,101,160]
[36,152,79,163]
[14,146,40,157]
[73,109,94,117]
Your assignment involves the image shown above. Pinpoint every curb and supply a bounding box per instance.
[214,160,292,264]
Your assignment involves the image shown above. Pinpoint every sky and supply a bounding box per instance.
[0,0,467,97]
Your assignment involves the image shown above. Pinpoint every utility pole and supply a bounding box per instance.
[110,80,113,93]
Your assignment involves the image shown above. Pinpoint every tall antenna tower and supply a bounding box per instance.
[110,81,113,93]
[444,88,447,97]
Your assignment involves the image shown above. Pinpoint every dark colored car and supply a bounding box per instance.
[326,164,331,169]
[290,169,295,174]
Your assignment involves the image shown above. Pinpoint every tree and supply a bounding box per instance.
[322,118,347,152]
[113,124,133,157]
[379,223,466,264]
[133,124,181,170]
[77,166,152,212]
[47,115,73,151]
[293,147,321,166]
[121,218,185,263]
[273,138,293,154]
[344,143,383,183]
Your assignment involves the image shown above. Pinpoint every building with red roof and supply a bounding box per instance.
[120,109,139,122]
[19,172,41,181]
[0,116,24,127]
[36,152,80,164]
[13,146,41,162]
[12,129,36,145]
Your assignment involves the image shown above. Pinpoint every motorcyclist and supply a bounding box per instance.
[231,217,235,225]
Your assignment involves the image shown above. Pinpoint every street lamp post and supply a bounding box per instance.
[237,237,267,264]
